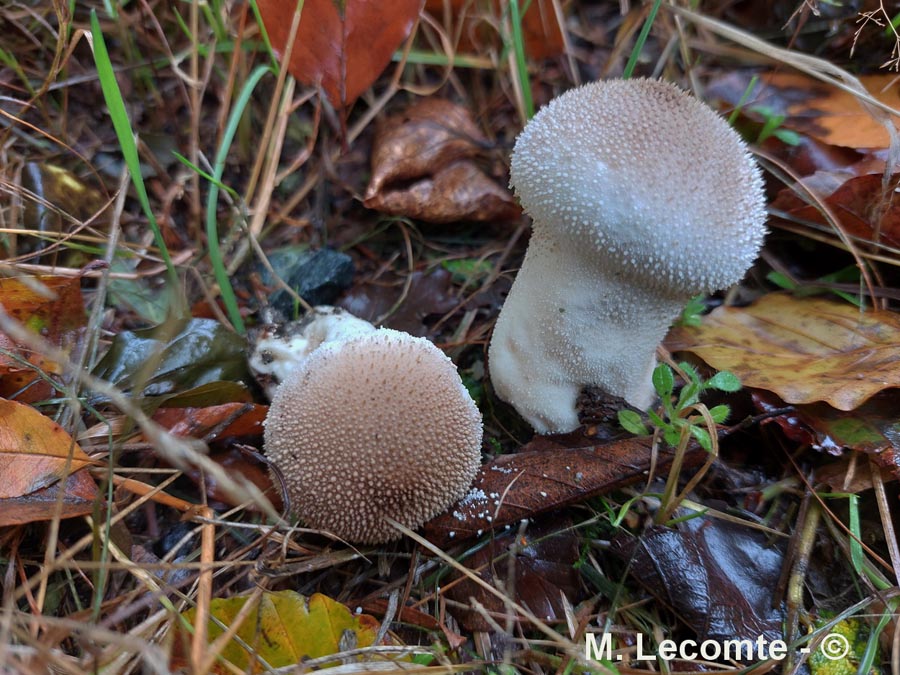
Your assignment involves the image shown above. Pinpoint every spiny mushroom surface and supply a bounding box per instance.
[264,328,482,544]
[489,78,767,434]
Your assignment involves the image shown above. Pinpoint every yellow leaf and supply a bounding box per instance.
[666,293,900,411]
[0,399,92,498]
[176,591,380,674]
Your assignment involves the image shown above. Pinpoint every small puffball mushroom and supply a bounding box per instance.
[264,328,482,544]
[489,78,767,434]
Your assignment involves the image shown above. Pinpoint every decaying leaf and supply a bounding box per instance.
[771,172,900,248]
[363,99,519,223]
[753,390,900,484]
[0,468,100,526]
[91,318,251,401]
[709,72,900,149]
[255,0,420,111]
[667,293,900,411]
[173,591,380,673]
[339,268,458,335]
[423,432,706,547]
[444,517,581,631]
[0,398,93,499]
[0,275,86,402]
[611,514,786,649]
[183,449,280,511]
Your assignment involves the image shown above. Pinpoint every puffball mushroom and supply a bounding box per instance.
[489,78,768,434]
[264,326,482,544]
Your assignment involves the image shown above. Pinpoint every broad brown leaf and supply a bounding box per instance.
[612,515,785,647]
[423,432,706,546]
[256,0,421,111]
[709,72,900,149]
[667,293,900,411]
[0,398,93,499]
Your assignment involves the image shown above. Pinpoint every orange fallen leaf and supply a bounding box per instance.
[255,0,420,111]
[667,293,900,411]
[753,72,899,149]
[0,398,93,499]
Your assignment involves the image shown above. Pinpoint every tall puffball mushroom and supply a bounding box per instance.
[489,78,768,434]
[264,326,482,544]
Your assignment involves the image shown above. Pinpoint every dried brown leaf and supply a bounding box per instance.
[423,433,706,546]
[365,160,519,223]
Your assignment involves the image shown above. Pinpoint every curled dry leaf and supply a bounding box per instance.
[0,398,93,499]
[255,0,420,111]
[667,293,900,411]
[364,99,519,223]
[423,432,706,547]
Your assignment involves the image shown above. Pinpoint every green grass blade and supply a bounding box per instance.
[89,10,181,296]
[509,0,534,120]
[205,64,273,334]
[623,0,662,79]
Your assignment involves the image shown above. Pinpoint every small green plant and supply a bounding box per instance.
[618,362,741,451]
[677,294,707,327]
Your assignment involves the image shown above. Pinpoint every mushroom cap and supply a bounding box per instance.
[509,78,767,295]
[264,328,482,544]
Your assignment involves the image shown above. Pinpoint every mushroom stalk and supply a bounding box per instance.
[490,228,683,434]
